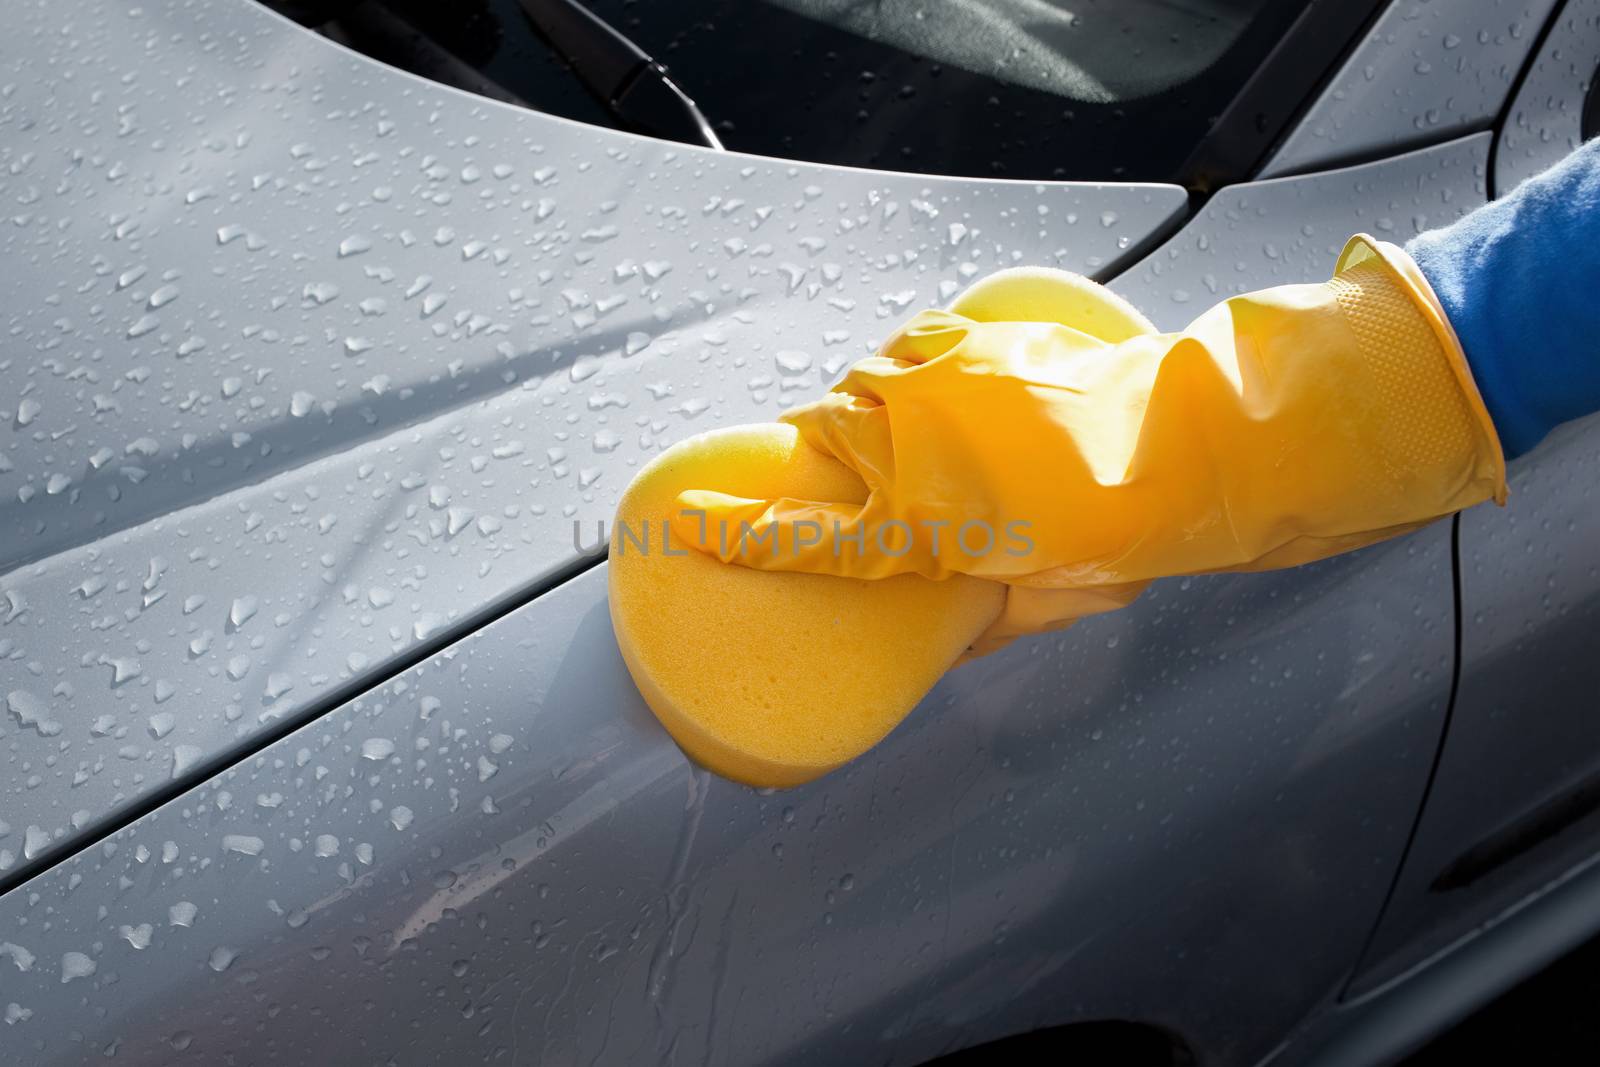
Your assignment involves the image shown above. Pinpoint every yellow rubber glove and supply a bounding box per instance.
[674,236,1507,654]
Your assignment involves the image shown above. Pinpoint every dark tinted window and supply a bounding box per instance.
[595,0,1311,181]
[299,0,1315,181]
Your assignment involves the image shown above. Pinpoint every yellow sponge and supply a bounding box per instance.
[608,423,1005,788]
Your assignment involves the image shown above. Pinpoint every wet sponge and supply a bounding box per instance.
[608,423,1005,788]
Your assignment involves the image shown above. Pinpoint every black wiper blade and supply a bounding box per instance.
[516,0,723,150]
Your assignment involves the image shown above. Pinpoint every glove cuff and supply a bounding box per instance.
[1332,235,1508,507]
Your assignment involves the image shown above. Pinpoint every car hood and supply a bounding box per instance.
[0,0,1186,886]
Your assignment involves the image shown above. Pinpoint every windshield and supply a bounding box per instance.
[297,0,1317,181]
[767,0,1257,103]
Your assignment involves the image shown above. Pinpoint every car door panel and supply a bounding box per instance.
[1494,0,1600,192]
[0,542,1462,1067]
[1346,3,1600,995]
[1348,414,1600,996]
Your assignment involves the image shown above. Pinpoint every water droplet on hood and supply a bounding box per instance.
[60,952,95,984]
[361,738,395,761]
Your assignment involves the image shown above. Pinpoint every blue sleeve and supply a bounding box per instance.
[1405,137,1600,459]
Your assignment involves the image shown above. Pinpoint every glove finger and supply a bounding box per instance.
[958,581,1151,663]
[669,489,921,579]
[780,393,897,489]
[801,311,969,407]
[955,625,1039,664]
[876,308,973,367]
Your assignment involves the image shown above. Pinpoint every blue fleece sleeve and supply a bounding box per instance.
[1405,138,1600,458]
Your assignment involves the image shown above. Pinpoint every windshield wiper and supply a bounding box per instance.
[515,0,723,150]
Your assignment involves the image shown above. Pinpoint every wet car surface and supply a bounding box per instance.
[3,1,1598,1064]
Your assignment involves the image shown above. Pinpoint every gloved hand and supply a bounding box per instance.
[673,237,1507,655]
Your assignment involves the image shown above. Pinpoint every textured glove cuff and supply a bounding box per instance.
[1332,235,1508,507]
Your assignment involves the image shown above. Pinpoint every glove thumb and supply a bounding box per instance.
[669,489,919,579]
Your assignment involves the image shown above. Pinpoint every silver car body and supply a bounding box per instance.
[0,0,1595,1063]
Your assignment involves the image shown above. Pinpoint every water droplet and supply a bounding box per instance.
[228,595,259,628]
[775,351,812,374]
[361,738,395,761]
[0,943,36,972]
[22,827,48,860]
[6,690,61,736]
[60,952,96,984]
[302,281,339,305]
[171,745,203,778]
[222,834,264,857]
